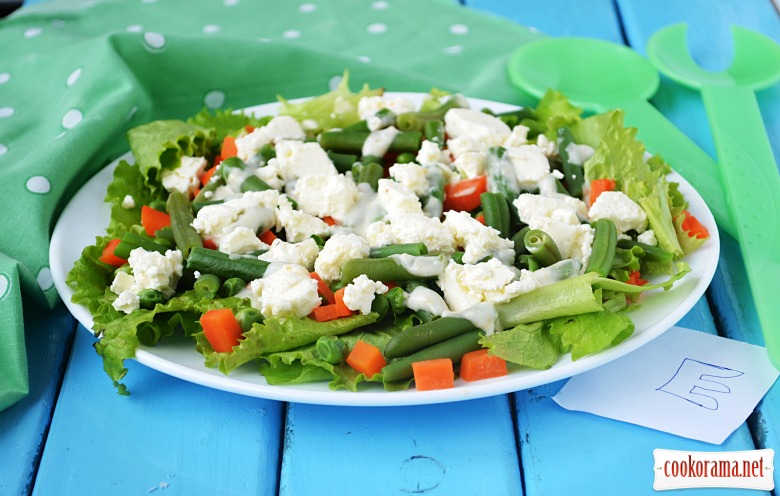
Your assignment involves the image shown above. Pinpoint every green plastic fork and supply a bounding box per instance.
[648,24,780,368]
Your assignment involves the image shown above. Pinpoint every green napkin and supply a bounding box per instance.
[0,0,539,411]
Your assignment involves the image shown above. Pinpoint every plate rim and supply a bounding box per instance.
[49,92,721,406]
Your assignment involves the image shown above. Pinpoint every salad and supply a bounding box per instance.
[67,74,708,395]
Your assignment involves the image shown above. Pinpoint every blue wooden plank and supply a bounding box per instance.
[616,0,780,489]
[517,303,767,496]
[0,303,74,496]
[466,0,624,42]
[280,397,521,496]
[32,328,284,496]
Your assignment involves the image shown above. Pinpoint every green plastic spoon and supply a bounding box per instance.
[508,37,735,237]
[647,24,780,368]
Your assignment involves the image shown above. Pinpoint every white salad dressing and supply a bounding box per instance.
[443,302,500,336]
[340,183,385,237]
[389,254,447,278]
[362,126,400,157]
[405,286,450,316]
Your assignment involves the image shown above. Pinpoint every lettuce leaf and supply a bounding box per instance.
[594,262,691,294]
[126,120,214,186]
[480,322,559,370]
[533,89,583,140]
[66,235,124,327]
[188,108,272,145]
[277,71,382,133]
[639,180,683,257]
[200,313,380,375]
[105,159,166,236]
[569,110,619,148]
[256,318,407,391]
[674,213,710,255]
[548,309,634,361]
[495,273,603,328]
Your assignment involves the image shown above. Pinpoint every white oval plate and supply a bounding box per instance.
[50,93,720,406]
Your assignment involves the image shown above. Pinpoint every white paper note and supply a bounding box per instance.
[553,326,779,445]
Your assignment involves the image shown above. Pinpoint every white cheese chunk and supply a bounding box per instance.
[274,140,337,181]
[358,95,416,121]
[276,195,331,242]
[637,229,657,246]
[389,163,429,197]
[293,174,359,221]
[128,248,184,298]
[121,195,135,209]
[366,213,455,256]
[565,142,595,166]
[161,156,207,195]
[219,226,268,255]
[444,108,511,148]
[513,193,582,226]
[588,191,648,234]
[437,258,532,312]
[342,274,388,315]
[377,178,423,215]
[314,233,370,282]
[503,125,530,148]
[258,238,320,271]
[249,263,320,318]
[415,139,451,166]
[452,151,487,179]
[443,210,514,264]
[506,145,551,190]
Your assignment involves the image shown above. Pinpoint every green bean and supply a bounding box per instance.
[192,199,224,215]
[341,257,438,284]
[315,336,346,364]
[113,232,169,259]
[363,108,397,130]
[137,289,164,310]
[396,152,416,164]
[240,175,272,193]
[617,239,675,264]
[486,146,520,200]
[360,154,383,165]
[524,229,562,267]
[310,234,325,249]
[557,126,584,198]
[148,200,167,213]
[371,294,390,320]
[423,119,445,147]
[585,219,617,277]
[352,162,384,191]
[480,192,510,239]
[381,330,483,382]
[386,286,408,314]
[219,277,246,298]
[154,227,176,245]
[385,317,476,358]
[186,246,269,282]
[512,226,531,258]
[517,254,541,272]
[414,310,434,324]
[166,191,203,259]
[369,243,428,258]
[342,120,370,133]
[423,165,445,218]
[327,151,359,174]
[404,280,429,293]
[194,273,221,298]
[497,107,537,120]
[450,251,465,264]
[259,143,276,162]
[235,307,264,333]
[395,98,463,132]
[319,131,423,154]
[151,234,175,250]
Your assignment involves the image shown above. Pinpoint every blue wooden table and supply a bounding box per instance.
[2,1,780,495]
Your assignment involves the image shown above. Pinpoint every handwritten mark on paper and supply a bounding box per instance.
[552,327,779,444]
[656,358,745,410]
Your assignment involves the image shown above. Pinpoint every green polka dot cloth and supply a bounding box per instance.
[0,0,540,410]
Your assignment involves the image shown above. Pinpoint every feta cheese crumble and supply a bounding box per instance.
[250,263,321,319]
[588,191,648,234]
[314,233,370,282]
[161,156,207,196]
[342,275,388,315]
